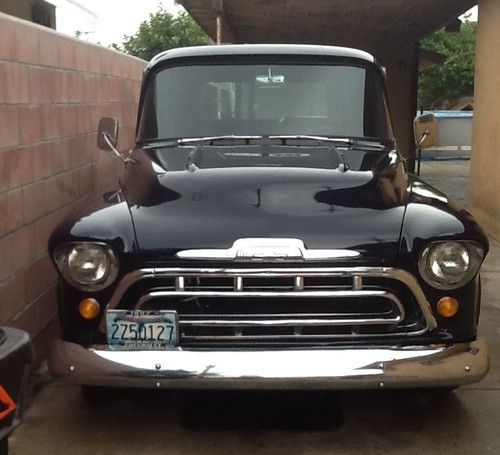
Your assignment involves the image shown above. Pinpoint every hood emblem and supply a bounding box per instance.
[176,238,360,261]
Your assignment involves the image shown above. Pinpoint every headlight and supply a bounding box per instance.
[418,241,484,290]
[53,242,119,291]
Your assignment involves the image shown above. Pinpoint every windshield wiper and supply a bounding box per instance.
[269,134,353,145]
[142,135,264,150]
[269,135,388,151]
[178,135,263,145]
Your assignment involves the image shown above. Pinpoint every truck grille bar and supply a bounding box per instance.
[103,267,436,345]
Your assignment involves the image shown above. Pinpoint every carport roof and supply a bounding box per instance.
[178,0,476,47]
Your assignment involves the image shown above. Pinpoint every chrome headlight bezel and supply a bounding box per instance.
[53,242,119,292]
[418,240,485,290]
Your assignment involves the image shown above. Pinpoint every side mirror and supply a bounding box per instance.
[414,113,438,149]
[413,113,438,176]
[97,117,119,151]
[96,117,136,164]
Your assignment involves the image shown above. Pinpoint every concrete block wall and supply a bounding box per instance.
[0,13,146,360]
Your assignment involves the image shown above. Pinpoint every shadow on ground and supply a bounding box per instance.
[78,386,469,433]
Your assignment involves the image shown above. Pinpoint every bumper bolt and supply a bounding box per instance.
[69,365,75,372]
[155,364,161,370]
[379,382,385,388]
[465,366,471,372]
[156,382,161,388]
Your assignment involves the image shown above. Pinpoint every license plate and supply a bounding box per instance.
[106,310,178,348]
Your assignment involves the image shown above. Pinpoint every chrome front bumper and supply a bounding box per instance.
[48,338,489,390]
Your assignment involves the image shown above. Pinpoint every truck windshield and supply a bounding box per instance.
[138,62,392,142]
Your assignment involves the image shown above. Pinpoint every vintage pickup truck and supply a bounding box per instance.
[48,44,489,391]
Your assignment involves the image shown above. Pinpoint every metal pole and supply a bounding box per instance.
[215,14,222,118]
[216,14,222,45]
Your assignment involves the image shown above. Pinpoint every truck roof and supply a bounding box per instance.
[148,44,376,69]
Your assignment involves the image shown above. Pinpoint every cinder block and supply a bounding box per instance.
[111,54,121,79]
[65,139,82,172]
[79,139,93,166]
[4,146,33,190]
[99,48,113,76]
[89,104,103,133]
[68,71,84,103]
[0,236,12,282]
[58,105,78,138]
[122,102,138,128]
[132,83,142,101]
[5,189,24,234]
[75,42,89,72]
[95,75,108,102]
[50,70,70,104]
[0,272,27,324]
[103,76,114,103]
[40,105,62,141]
[38,31,60,68]
[63,169,80,203]
[82,134,97,163]
[0,63,6,104]
[75,105,91,135]
[50,140,71,174]
[0,193,6,238]
[18,106,43,145]
[0,106,20,149]
[4,62,31,104]
[0,16,17,61]
[58,37,76,70]
[56,172,72,205]
[0,151,7,194]
[92,156,117,191]
[29,66,54,104]
[78,164,93,196]
[7,283,57,338]
[15,22,39,65]
[25,255,57,303]
[83,74,97,103]
[32,142,54,182]
[87,46,101,74]
[22,180,47,223]
[29,318,60,369]
[45,175,65,210]
[0,227,32,280]
[29,215,53,261]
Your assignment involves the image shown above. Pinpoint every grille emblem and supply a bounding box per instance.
[176,238,360,261]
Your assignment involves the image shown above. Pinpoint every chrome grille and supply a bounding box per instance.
[104,267,435,345]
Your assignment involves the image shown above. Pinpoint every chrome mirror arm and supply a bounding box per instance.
[415,128,430,176]
[417,129,430,148]
[102,132,137,164]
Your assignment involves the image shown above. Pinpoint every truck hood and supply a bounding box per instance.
[123,150,410,263]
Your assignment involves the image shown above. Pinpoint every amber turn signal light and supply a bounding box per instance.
[78,298,100,320]
[437,297,459,318]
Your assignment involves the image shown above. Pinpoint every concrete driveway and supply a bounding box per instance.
[10,160,500,454]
